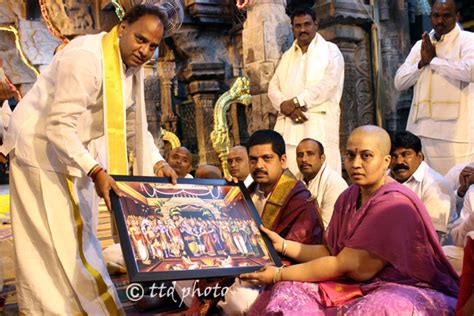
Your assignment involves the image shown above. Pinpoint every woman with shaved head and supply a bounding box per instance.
[240,125,459,314]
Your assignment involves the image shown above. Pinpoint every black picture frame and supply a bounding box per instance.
[110,175,282,283]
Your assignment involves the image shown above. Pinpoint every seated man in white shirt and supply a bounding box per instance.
[227,145,253,187]
[295,138,347,228]
[390,131,455,239]
[167,146,193,178]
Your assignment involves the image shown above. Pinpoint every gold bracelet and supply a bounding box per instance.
[272,265,286,284]
[154,161,169,174]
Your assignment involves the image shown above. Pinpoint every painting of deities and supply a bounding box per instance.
[117,181,274,273]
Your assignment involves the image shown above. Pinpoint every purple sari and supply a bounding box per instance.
[249,182,459,315]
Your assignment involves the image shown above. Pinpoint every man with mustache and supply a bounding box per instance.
[0,5,178,314]
[296,138,347,228]
[390,131,455,239]
[268,6,344,175]
[394,0,474,175]
[217,129,323,314]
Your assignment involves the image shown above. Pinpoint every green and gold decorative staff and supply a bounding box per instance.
[210,77,251,178]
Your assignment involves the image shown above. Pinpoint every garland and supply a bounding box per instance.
[111,0,125,21]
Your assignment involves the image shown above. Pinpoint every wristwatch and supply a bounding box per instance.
[292,97,300,108]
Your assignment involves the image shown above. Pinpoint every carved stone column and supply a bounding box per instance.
[315,0,375,153]
[143,66,163,151]
[157,61,177,133]
[184,63,225,165]
[378,0,412,132]
[325,26,374,145]
[242,0,291,134]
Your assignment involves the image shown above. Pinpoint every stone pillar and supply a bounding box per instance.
[242,0,291,134]
[143,67,163,151]
[157,61,177,133]
[184,63,225,165]
[378,0,412,133]
[316,0,376,152]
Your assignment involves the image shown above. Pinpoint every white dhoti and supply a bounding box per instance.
[217,278,262,314]
[420,137,474,175]
[10,157,122,315]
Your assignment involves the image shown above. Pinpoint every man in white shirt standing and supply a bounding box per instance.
[0,5,177,314]
[268,6,344,175]
[295,138,347,228]
[227,145,253,187]
[394,0,474,175]
[390,131,455,239]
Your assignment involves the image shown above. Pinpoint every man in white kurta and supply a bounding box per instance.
[394,0,474,175]
[0,6,177,315]
[295,138,347,228]
[268,6,344,175]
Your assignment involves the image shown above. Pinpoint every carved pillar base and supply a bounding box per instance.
[157,61,177,133]
[189,80,220,165]
[184,63,225,165]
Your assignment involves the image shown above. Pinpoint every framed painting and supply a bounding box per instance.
[110,176,281,282]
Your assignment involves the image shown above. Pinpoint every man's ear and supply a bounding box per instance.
[118,22,127,37]
[321,153,326,162]
[281,154,287,169]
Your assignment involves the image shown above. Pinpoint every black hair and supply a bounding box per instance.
[122,4,168,29]
[432,0,460,12]
[391,131,422,154]
[290,6,317,24]
[247,130,286,158]
[299,138,325,155]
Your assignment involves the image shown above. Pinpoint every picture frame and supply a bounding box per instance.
[110,175,282,283]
